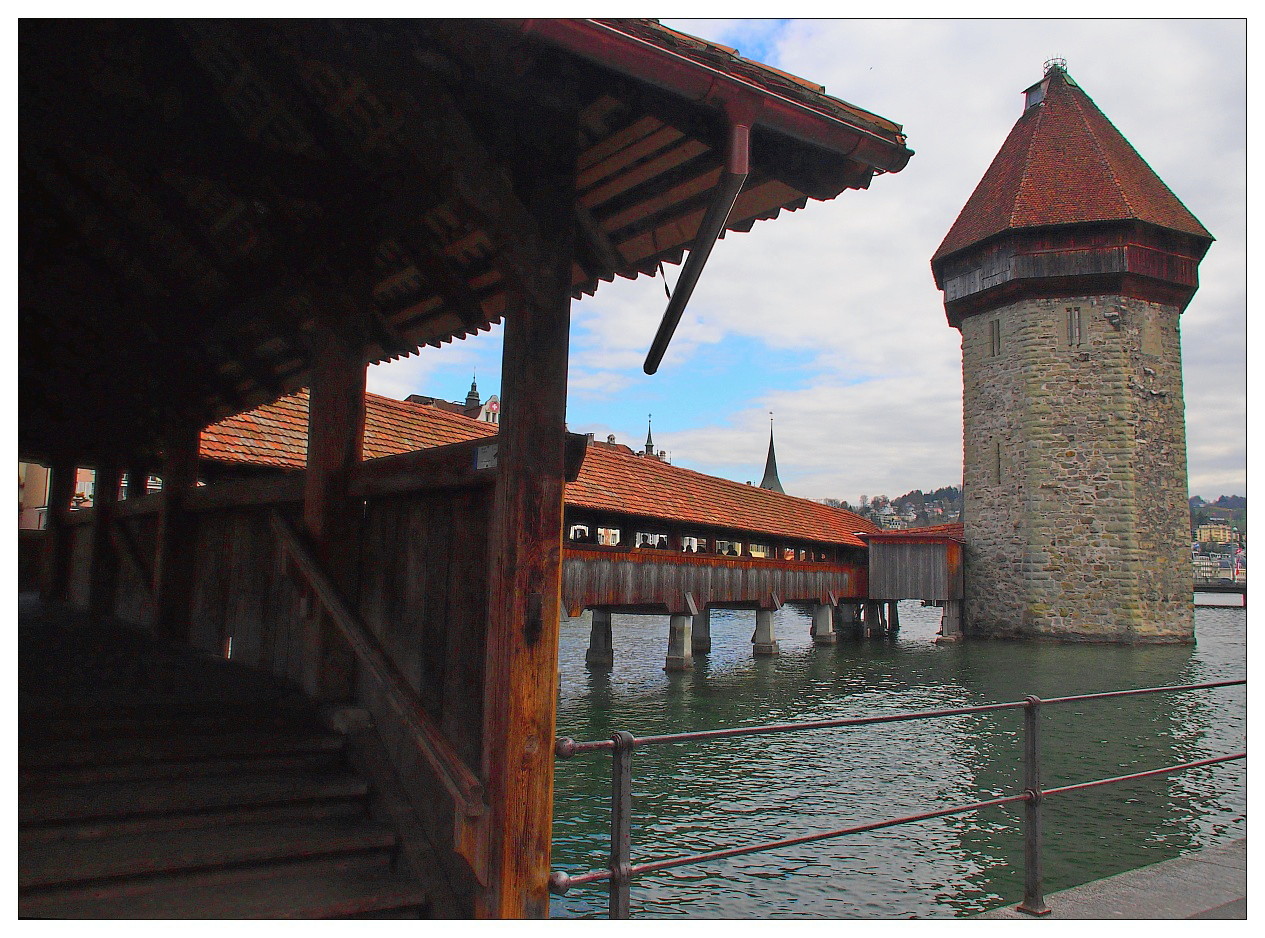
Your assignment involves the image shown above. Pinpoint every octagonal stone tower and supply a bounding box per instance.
[931,62,1212,642]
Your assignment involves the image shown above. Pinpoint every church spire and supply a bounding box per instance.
[644,414,654,457]
[464,372,481,408]
[759,413,785,494]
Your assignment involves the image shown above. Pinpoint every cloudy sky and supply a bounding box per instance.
[367,18,1247,504]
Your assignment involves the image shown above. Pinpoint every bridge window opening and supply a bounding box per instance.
[681,536,702,553]
[637,532,671,549]
[568,524,595,543]
[716,539,741,557]
[597,527,621,547]
[747,543,771,559]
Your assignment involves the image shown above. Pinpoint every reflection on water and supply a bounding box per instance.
[550,598,1246,918]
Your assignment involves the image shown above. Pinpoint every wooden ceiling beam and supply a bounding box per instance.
[288,24,553,310]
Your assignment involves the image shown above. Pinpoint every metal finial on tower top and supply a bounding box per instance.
[1043,56,1067,75]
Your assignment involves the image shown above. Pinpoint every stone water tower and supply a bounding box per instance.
[930,61,1212,642]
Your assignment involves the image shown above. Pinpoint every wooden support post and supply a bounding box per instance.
[154,423,201,642]
[41,457,77,604]
[88,459,122,619]
[125,464,149,500]
[887,601,900,633]
[585,609,614,668]
[477,110,576,919]
[302,324,366,702]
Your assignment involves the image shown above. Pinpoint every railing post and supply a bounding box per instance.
[609,730,635,919]
[1017,695,1051,916]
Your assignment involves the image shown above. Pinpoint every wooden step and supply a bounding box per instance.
[21,706,320,742]
[20,818,399,893]
[19,853,429,919]
[20,771,370,828]
[22,729,342,769]
[25,750,346,787]
[20,799,367,845]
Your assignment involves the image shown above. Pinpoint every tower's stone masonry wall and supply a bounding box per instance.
[962,294,1192,642]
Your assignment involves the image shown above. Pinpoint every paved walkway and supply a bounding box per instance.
[979,838,1246,919]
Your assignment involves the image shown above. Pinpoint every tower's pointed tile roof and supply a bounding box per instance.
[933,65,1211,264]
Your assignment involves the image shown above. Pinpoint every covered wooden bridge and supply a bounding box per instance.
[196,388,881,670]
[19,19,911,918]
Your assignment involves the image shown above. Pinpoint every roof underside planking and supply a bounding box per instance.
[20,19,912,466]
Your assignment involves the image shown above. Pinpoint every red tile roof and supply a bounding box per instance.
[933,67,1211,264]
[200,390,496,470]
[201,394,877,548]
[568,442,880,548]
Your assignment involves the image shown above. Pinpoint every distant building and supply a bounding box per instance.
[1196,523,1234,545]
[932,61,1211,642]
[406,376,500,426]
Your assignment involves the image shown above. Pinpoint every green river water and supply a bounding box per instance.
[548,597,1246,918]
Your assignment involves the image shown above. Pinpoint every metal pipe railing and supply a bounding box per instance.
[550,679,1245,918]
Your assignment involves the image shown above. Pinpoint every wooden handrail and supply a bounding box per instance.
[269,510,489,879]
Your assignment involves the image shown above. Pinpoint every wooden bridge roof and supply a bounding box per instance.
[200,391,880,548]
[20,19,911,466]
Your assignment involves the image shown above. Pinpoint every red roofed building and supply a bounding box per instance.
[200,390,877,556]
[932,62,1211,643]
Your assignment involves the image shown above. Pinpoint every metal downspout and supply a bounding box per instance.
[643,115,750,375]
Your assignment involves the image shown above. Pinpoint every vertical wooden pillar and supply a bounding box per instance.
[41,457,77,603]
[125,465,149,500]
[477,115,576,920]
[153,422,201,642]
[302,324,366,702]
[88,459,123,619]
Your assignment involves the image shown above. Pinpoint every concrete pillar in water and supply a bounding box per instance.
[811,603,836,645]
[585,609,614,667]
[665,613,693,671]
[836,602,862,638]
[692,607,712,654]
[937,600,964,644]
[887,601,900,633]
[862,601,884,638]
[752,609,779,656]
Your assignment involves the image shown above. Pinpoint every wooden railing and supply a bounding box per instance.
[268,510,490,883]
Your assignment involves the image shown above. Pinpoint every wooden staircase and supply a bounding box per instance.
[20,696,431,918]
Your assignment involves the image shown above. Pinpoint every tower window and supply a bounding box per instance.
[989,319,1002,357]
[1066,306,1082,346]
[995,441,1002,484]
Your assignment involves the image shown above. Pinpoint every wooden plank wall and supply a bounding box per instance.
[563,547,866,612]
[357,483,491,903]
[868,541,963,601]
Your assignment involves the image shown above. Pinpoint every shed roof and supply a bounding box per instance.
[200,392,879,548]
[862,521,964,543]
[21,20,911,465]
[932,65,1210,265]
